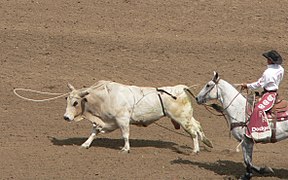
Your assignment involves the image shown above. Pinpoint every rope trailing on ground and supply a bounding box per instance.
[154,122,189,137]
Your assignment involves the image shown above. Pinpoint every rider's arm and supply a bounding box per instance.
[247,72,266,90]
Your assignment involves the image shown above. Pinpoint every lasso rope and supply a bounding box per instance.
[154,122,189,137]
[13,88,69,102]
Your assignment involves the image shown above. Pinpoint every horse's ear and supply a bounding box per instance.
[212,71,219,83]
[67,83,75,91]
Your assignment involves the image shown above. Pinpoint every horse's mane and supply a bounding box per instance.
[219,79,245,98]
[217,78,253,109]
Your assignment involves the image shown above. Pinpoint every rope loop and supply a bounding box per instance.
[13,88,69,102]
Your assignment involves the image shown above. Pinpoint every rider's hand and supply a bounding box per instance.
[241,83,248,90]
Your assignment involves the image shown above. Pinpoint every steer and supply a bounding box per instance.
[63,80,213,153]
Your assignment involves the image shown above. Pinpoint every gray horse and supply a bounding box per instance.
[194,71,288,179]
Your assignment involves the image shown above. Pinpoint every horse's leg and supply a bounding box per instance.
[240,135,272,179]
[240,136,254,180]
[241,136,274,178]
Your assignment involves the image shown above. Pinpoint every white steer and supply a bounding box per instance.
[63,80,213,153]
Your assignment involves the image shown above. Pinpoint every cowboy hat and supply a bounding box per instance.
[263,50,283,64]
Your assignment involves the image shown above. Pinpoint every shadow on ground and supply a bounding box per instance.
[171,158,288,179]
[49,136,180,150]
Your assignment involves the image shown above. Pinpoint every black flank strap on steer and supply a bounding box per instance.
[156,88,177,116]
[156,88,177,100]
[158,93,166,116]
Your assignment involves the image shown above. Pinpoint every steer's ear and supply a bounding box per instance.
[67,83,75,91]
[212,71,219,83]
[79,91,89,98]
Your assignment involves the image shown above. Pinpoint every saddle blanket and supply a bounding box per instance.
[246,92,277,142]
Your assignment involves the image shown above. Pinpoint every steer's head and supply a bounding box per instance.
[63,83,89,122]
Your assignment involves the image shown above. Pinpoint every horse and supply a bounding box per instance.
[194,71,288,179]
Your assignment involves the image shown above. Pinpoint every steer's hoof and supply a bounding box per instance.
[80,144,90,149]
[239,172,252,180]
[120,148,130,154]
[192,150,199,154]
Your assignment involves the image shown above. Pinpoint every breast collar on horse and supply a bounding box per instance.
[205,78,247,131]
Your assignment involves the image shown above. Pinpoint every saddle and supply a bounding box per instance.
[252,92,288,121]
[267,98,288,121]
[245,93,288,143]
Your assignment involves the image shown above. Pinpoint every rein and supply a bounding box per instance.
[202,79,248,131]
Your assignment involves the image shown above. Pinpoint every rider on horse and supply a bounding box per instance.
[241,50,284,141]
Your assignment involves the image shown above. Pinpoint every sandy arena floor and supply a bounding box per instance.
[1,0,288,179]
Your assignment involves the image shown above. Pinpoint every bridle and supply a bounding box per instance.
[202,78,248,131]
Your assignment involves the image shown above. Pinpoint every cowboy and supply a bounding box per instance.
[241,50,284,140]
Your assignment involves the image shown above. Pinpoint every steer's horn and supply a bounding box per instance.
[67,83,75,91]
[79,91,89,98]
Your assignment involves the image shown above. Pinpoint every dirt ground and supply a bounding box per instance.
[1,0,288,179]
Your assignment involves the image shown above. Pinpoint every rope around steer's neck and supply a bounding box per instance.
[13,88,69,102]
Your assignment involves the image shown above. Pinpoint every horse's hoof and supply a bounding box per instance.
[239,172,252,180]
[260,166,274,174]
